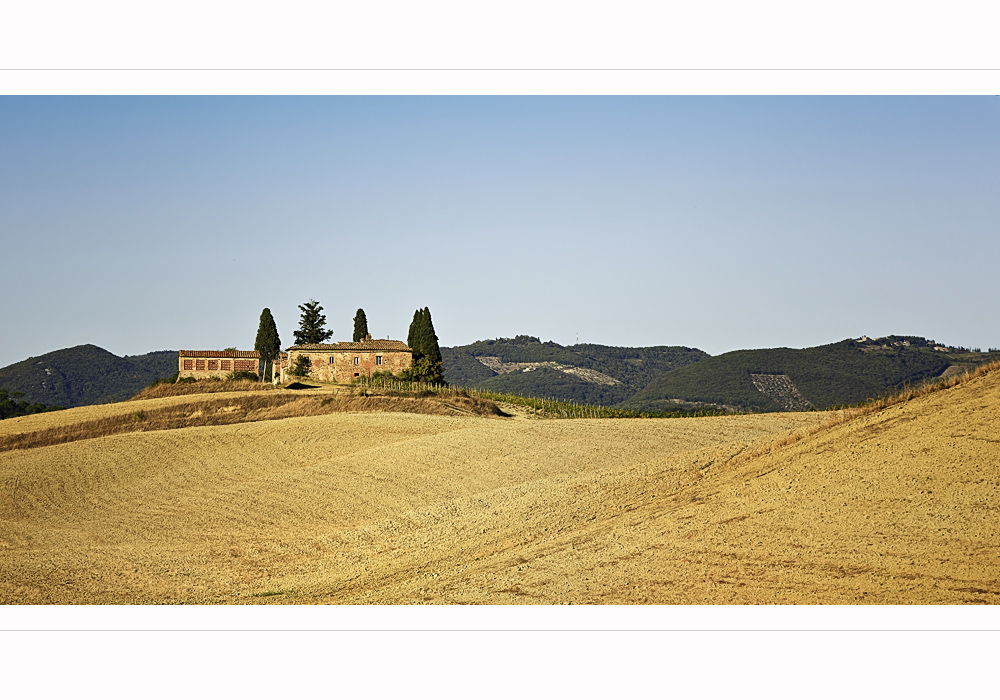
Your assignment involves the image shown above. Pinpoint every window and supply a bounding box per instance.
[329,357,335,364]
[196,359,206,370]
[354,372,359,377]
[376,356,382,365]
[208,360,218,370]
[221,360,231,371]
[353,357,359,365]
[183,359,193,370]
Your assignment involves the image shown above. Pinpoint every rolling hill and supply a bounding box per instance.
[2,357,997,604]
[442,335,710,406]
[4,334,996,415]
[0,345,177,408]
[622,336,999,413]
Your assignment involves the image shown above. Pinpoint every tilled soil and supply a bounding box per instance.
[1,370,998,604]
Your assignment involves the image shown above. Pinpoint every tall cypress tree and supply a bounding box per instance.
[404,307,444,383]
[407,309,423,357]
[254,308,281,380]
[422,307,442,364]
[353,308,369,342]
[294,299,333,346]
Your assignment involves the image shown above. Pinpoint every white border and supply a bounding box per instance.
[4,605,999,631]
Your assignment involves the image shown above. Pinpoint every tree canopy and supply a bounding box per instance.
[0,389,64,420]
[293,299,333,346]
[353,308,369,342]
[404,307,443,382]
[407,307,442,363]
[254,308,281,379]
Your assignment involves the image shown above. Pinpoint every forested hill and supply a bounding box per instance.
[621,337,1000,413]
[0,345,177,408]
[442,336,709,406]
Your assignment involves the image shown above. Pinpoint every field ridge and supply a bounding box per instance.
[1,362,997,604]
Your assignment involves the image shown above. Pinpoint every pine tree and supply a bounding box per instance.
[254,308,281,380]
[353,308,369,342]
[293,299,333,346]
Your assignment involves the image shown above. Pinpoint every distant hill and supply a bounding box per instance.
[6,334,995,414]
[0,345,177,408]
[442,336,709,406]
[622,336,1000,413]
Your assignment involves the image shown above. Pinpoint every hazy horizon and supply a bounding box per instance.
[3,96,998,368]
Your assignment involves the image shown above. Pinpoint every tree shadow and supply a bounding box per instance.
[283,382,321,390]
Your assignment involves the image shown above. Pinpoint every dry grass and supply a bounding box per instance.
[722,359,1000,470]
[3,361,999,604]
[130,379,279,400]
[851,358,1000,412]
[0,391,504,453]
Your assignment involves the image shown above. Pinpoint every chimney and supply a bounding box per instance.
[365,333,372,342]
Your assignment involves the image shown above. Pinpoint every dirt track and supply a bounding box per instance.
[1,370,998,604]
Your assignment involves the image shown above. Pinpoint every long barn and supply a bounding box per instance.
[178,350,261,379]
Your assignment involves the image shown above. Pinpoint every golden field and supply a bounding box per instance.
[1,370,998,605]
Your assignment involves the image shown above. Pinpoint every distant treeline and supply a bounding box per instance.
[0,389,65,420]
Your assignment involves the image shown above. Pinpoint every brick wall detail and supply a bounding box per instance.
[178,350,260,380]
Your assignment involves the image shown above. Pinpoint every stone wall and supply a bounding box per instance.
[280,341,413,384]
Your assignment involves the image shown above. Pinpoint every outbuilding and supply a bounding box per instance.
[178,350,260,379]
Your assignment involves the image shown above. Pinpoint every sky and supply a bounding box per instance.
[2,96,998,368]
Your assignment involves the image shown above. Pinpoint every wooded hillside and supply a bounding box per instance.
[442,336,709,406]
[0,345,177,408]
[622,338,997,412]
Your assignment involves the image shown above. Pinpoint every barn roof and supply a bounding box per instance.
[289,340,412,352]
[179,350,261,358]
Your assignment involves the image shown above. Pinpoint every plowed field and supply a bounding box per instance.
[2,369,998,604]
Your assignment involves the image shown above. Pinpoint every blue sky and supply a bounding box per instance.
[2,96,998,368]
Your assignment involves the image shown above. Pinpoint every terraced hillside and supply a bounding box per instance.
[442,336,708,406]
[2,365,998,604]
[622,338,989,413]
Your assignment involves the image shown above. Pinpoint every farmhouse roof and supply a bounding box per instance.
[289,340,413,352]
[179,350,261,358]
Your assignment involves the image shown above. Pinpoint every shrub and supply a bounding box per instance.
[141,371,180,391]
[289,355,311,377]
[353,370,397,384]
[399,357,445,384]
[226,370,260,382]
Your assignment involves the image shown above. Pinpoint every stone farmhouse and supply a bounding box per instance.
[178,350,261,379]
[275,336,413,384]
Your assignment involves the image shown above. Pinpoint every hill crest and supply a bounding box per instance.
[624,336,1000,413]
[0,345,177,408]
[442,336,710,407]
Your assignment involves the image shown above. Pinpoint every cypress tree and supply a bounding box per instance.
[254,308,281,380]
[422,307,442,364]
[293,299,333,346]
[407,309,423,357]
[404,307,444,383]
[353,308,369,342]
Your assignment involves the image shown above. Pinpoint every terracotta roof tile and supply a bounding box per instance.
[289,340,412,352]
[179,350,261,358]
